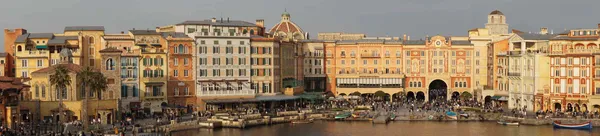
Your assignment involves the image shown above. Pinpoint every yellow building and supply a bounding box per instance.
[130,30,168,113]
[22,49,117,124]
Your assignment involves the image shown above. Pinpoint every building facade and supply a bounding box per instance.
[302,40,326,92]
[250,37,281,95]
[130,30,168,113]
[548,27,599,112]
[164,32,197,111]
[102,33,141,114]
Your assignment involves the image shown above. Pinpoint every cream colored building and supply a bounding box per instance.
[505,32,554,112]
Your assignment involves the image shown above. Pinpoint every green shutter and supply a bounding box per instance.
[143,58,147,66]
[154,58,158,66]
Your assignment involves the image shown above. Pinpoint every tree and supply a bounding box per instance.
[460,92,473,100]
[49,65,71,126]
[90,72,108,124]
[76,66,94,130]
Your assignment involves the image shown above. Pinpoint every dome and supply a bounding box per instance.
[490,10,504,15]
[282,11,290,17]
[60,48,73,57]
[269,21,304,35]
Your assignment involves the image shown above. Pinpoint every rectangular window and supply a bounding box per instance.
[22,60,27,67]
[174,58,178,66]
[37,59,43,67]
[184,58,189,65]
[213,40,219,45]
[21,71,27,78]
[227,41,232,45]
[173,70,178,77]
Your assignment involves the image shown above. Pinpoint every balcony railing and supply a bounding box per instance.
[196,32,250,37]
[508,72,521,76]
[361,54,380,58]
[144,92,165,97]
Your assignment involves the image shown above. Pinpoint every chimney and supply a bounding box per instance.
[256,19,265,27]
[403,34,407,41]
[540,27,548,35]
[227,17,230,22]
[211,18,217,23]
[120,31,124,34]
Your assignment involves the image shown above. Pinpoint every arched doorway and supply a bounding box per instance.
[567,103,573,112]
[416,91,425,102]
[428,80,447,101]
[484,96,492,105]
[575,104,581,112]
[407,91,415,101]
[554,103,562,112]
[451,92,460,100]
[582,104,588,112]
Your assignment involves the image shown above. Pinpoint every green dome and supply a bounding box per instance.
[282,11,290,17]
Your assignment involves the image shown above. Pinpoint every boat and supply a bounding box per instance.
[446,111,457,120]
[552,121,592,130]
[335,112,352,120]
[389,114,396,120]
[497,121,519,126]
[292,119,314,124]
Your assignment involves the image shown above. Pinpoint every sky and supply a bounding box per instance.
[1,0,600,52]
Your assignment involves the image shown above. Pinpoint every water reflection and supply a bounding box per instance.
[172,121,599,136]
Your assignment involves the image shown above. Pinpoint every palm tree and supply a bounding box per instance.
[76,66,94,130]
[90,72,108,125]
[49,65,71,127]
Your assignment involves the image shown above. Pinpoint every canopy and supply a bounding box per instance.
[256,95,300,101]
[491,96,508,101]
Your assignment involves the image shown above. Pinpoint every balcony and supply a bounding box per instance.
[507,51,522,56]
[144,92,165,98]
[508,72,521,76]
[16,50,49,58]
[360,53,380,58]
[195,32,250,37]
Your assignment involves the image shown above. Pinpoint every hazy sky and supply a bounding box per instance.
[1,0,599,51]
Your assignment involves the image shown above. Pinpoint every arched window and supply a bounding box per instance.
[178,44,184,53]
[35,85,39,97]
[250,30,255,35]
[89,37,94,44]
[41,85,46,98]
[106,58,114,70]
[500,16,503,23]
[17,46,22,52]
[243,29,248,34]
[491,16,495,23]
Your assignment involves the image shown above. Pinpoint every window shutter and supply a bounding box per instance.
[143,58,147,66]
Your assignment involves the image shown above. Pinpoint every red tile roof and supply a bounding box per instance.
[0,76,30,90]
[32,63,84,74]
[269,21,303,34]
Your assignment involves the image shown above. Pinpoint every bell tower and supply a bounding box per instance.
[485,10,508,35]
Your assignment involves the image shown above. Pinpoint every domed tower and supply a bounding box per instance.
[59,48,73,64]
[485,10,508,35]
[269,11,306,40]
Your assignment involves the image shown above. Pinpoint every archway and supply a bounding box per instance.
[451,92,460,100]
[567,103,573,112]
[407,91,415,101]
[428,80,447,101]
[575,104,580,112]
[484,96,492,104]
[582,104,588,112]
[416,91,425,102]
[554,103,562,111]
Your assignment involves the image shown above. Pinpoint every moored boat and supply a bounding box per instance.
[335,112,352,120]
[446,111,457,120]
[552,121,592,130]
[292,119,314,124]
[497,121,519,126]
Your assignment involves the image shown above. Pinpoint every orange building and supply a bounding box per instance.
[547,26,599,112]
[163,32,197,111]
[3,28,27,77]
[489,37,511,98]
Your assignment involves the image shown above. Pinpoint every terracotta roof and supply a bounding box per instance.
[490,10,504,15]
[0,53,7,57]
[269,21,304,34]
[512,29,524,34]
[32,63,83,74]
[0,76,30,90]
[99,47,123,53]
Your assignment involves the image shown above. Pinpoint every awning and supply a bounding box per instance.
[137,44,148,46]
[36,45,48,49]
[151,44,162,47]
[203,98,258,104]
[492,96,508,101]
[144,82,165,85]
[256,95,300,101]
[298,93,324,101]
